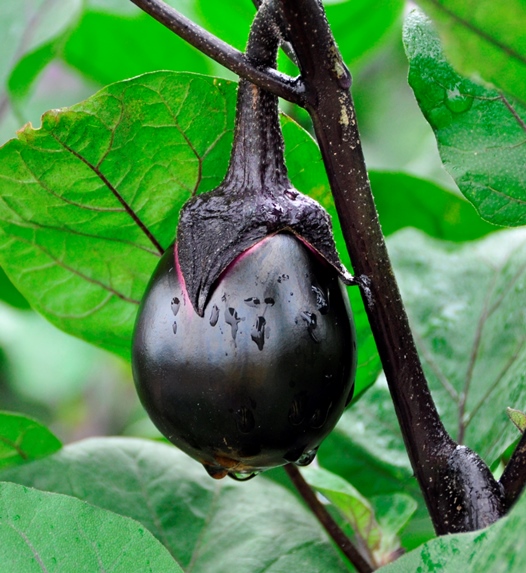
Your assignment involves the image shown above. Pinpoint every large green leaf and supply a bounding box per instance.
[415,0,526,107]
[403,10,526,227]
[0,437,350,572]
[0,72,237,359]
[390,228,526,466]
[321,227,526,548]
[0,412,61,470]
[378,489,526,573]
[0,481,183,573]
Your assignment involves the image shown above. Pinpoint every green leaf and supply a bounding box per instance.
[63,1,212,86]
[415,0,526,107]
[302,466,417,566]
[0,481,183,573]
[369,171,497,241]
[0,412,61,469]
[320,378,415,498]
[378,489,526,573]
[0,437,350,572]
[403,10,526,227]
[0,72,237,359]
[371,494,419,554]
[390,228,526,466]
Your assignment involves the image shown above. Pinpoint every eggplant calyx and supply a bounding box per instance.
[177,181,353,315]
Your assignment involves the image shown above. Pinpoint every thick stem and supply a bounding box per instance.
[277,0,505,533]
[129,0,305,104]
[224,0,289,192]
[285,464,374,573]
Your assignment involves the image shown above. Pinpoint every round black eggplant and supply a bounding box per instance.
[132,233,356,479]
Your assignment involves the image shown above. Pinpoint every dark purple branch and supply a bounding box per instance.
[500,431,526,511]
[277,0,505,534]
[285,465,374,573]
[129,0,305,104]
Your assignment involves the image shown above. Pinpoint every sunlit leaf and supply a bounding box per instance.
[404,10,526,227]
[0,72,237,359]
[507,407,526,433]
[0,481,183,573]
[0,437,350,572]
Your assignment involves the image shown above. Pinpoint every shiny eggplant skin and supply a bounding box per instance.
[132,233,356,479]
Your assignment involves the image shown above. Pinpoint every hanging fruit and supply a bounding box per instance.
[132,1,357,480]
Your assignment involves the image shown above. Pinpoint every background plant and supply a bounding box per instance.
[0,0,525,571]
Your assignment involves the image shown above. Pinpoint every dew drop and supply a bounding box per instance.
[171,296,180,316]
[288,396,306,425]
[264,297,275,306]
[172,321,177,334]
[296,448,318,467]
[244,297,261,307]
[228,471,259,481]
[309,402,332,429]
[202,464,228,479]
[225,307,244,341]
[301,311,319,342]
[251,316,267,351]
[444,87,473,114]
[234,407,256,433]
[311,284,329,314]
[209,304,220,326]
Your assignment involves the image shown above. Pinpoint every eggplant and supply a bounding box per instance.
[133,233,356,479]
[131,7,357,479]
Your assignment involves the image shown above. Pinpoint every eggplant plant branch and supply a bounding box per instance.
[129,0,524,536]
[130,0,305,104]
